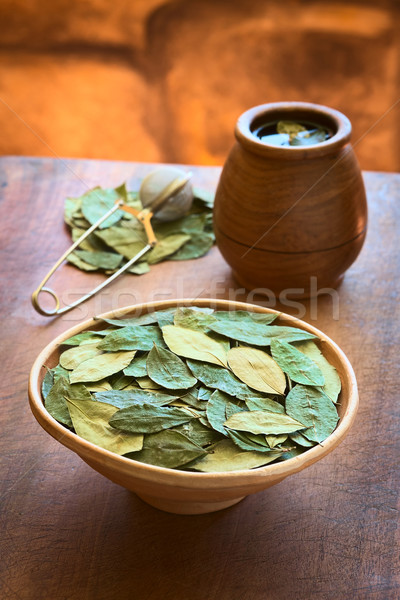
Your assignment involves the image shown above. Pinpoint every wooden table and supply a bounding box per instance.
[1,156,399,600]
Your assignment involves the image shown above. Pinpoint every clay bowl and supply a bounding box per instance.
[28,298,358,514]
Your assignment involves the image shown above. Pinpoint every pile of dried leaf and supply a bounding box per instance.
[42,307,341,472]
[64,183,214,275]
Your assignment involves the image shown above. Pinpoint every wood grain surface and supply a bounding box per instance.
[0,157,399,600]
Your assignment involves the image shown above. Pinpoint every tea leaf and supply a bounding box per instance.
[224,410,305,435]
[94,227,147,259]
[214,310,278,326]
[109,403,194,433]
[172,420,223,447]
[265,433,288,448]
[295,340,341,402]
[186,359,282,408]
[70,350,136,383]
[62,331,106,346]
[169,232,214,260]
[74,250,123,271]
[285,384,339,443]
[135,376,162,390]
[125,430,206,469]
[173,307,216,332]
[289,430,316,447]
[45,376,92,427]
[81,187,124,229]
[245,397,285,414]
[228,346,286,395]
[99,326,165,352]
[209,321,316,346]
[66,398,143,454]
[228,430,281,453]
[271,339,325,386]
[67,252,99,271]
[146,345,197,390]
[123,353,148,377]
[190,439,281,472]
[162,325,227,367]
[59,342,102,370]
[206,390,230,436]
[94,388,178,408]
[147,234,191,264]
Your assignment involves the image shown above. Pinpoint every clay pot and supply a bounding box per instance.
[213,102,368,298]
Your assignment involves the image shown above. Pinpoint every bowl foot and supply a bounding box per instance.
[136,493,246,514]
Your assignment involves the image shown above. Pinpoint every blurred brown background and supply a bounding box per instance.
[0,0,399,170]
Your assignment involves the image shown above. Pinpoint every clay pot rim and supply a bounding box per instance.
[235,101,352,159]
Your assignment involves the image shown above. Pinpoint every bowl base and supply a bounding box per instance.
[135,493,246,514]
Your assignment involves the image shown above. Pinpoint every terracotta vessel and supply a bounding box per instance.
[28,298,358,515]
[213,102,368,298]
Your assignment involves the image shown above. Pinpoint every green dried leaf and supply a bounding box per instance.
[109,403,194,433]
[214,310,278,326]
[146,345,197,390]
[62,331,106,346]
[228,430,282,453]
[228,346,286,395]
[224,410,305,435]
[66,398,143,454]
[99,326,165,352]
[74,250,123,271]
[190,439,281,472]
[265,433,288,448]
[94,227,148,259]
[67,252,99,271]
[209,320,316,346]
[295,340,341,402]
[162,325,227,367]
[271,339,325,386]
[147,233,191,264]
[123,353,148,377]
[45,376,92,427]
[169,232,214,260]
[245,397,285,414]
[172,420,223,447]
[69,350,136,383]
[59,342,102,370]
[81,187,124,229]
[186,359,281,407]
[173,307,216,332]
[285,384,339,443]
[206,390,230,436]
[94,388,178,408]
[125,430,206,469]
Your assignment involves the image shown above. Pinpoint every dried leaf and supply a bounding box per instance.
[66,398,143,454]
[99,326,165,352]
[209,320,316,346]
[123,353,148,377]
[59,342,102,370]
[162,325,227,367]
[271,339,325,386]
[125,430,206,469]
[94,388,178,408]
[206,390,230,436]
[173,307,216,332]
[45,376,91,427]
[81,187,123,229]
[70,350,136,383]
[228,346,286,395]
[109,403,194,433]
[285,384,339,443]
[147,234,191,264]
[295,340,341,402]
[169,232,214,260]
[146,345,197,390]
[224,410,305,435]
[74,250,123,271]
[190,439,281,472]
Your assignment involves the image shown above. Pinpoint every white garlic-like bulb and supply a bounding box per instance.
[139,166,193,222]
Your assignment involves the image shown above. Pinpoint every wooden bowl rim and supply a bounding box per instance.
[235,101,352,159]
[28,298,358,491]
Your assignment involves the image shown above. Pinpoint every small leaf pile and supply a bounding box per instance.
[43,308,341,472]
[64,183,214,275]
